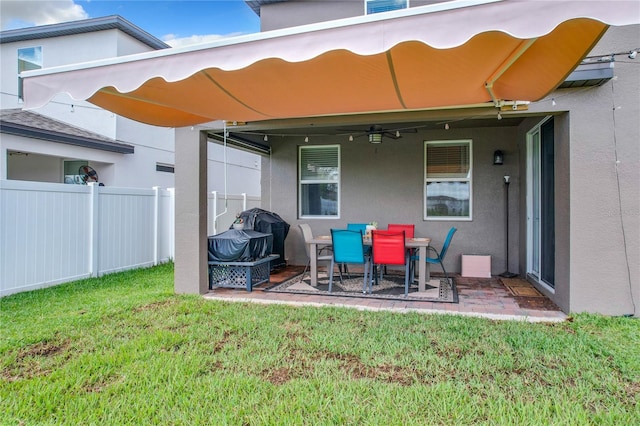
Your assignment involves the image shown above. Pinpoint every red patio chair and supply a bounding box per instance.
[370,230,410,296]
[386,224,415,277]
[387,224,414,238]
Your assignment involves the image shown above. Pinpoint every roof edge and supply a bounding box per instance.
[0,15,170,50]
[0,121,135,154]
[244,1,288,17]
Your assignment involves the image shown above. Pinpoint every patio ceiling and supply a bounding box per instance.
[22,0,639,128]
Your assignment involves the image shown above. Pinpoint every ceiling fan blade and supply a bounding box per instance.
[383,131,402,139]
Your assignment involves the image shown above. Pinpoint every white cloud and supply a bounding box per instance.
[163,32,246,48]
[1,0,88,30]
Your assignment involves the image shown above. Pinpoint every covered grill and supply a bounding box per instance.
[208,229,273,262]
[232,208,290,269]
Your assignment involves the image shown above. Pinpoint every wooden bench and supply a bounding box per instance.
[208,254,279,292]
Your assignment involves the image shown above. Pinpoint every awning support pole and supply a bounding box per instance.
[485,38,537,106]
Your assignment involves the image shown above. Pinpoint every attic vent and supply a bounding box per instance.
[156,163,174,173]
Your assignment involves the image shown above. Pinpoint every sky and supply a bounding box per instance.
[0,0,261,46]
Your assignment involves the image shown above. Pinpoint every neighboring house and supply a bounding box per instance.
[0,16,261,195]
[19,1,639,317]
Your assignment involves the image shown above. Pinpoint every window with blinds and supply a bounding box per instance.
[426,143,470,178]
[424,140,472,220]
[299,145,340,218]
[366,0,408,14]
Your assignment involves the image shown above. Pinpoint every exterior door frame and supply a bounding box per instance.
[526,115,555,291]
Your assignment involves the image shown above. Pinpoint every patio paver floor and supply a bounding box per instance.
[203,266,567,322]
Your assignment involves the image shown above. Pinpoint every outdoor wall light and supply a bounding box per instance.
[493,150,504,165]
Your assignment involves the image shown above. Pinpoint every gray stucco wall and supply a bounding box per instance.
[262,126,520,277]
[260,0,451,31]
[526,25,639,316]
[256,2,638,316]
[568,26,639,316]
[516,115,573,314]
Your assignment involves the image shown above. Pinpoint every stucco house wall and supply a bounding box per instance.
[258,0,451,31]
[252,1,639,316]
[523,25,640,315]
[263,126,520,276]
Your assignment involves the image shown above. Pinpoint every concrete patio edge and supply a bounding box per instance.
[202,293,568,323]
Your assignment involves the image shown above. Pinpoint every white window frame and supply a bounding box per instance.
[365,0,409,15]
[18,46,42,101]
[424,139,473,221]
[298,144,340,219]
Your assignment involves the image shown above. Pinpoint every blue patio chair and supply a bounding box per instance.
[414,227,457,285]
[343,223,371,275]
[329,229,370,293]
[347,223,368,234]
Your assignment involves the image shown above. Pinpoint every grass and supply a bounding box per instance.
[1,263,638,425]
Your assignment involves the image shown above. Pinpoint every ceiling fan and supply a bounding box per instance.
[340,124,417,143]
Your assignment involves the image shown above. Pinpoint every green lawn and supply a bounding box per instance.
[1,263,638,425]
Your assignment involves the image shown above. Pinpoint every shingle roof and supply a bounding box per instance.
[0,15,169,50]
[0,109,134,154]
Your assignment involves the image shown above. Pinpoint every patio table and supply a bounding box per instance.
[308,236,433,292]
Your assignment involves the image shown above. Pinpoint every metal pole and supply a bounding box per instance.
[500,176,517,278]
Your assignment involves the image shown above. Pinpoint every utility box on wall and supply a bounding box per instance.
[461,255,492,278]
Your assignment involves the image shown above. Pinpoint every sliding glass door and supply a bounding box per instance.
[527,117,555,288]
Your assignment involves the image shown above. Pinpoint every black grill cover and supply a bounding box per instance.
[232,208,290,268]
[208,229,273,262]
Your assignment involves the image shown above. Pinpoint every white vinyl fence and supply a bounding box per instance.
[0,180,259,296]
[208,191,261,235]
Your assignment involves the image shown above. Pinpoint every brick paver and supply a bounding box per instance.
[203,268,567,322]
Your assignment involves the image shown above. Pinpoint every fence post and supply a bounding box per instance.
[212,191,217,235]
[153,186,160,266]
[168,188,175,260]
[88,182,99,277]
[242,193,247,211]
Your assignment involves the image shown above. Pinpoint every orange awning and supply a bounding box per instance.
[22,0,639,127]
